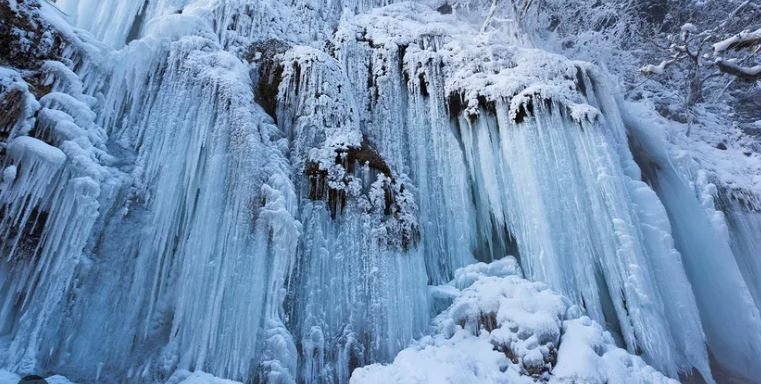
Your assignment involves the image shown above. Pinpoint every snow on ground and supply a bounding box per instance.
[0,370,246,384]
[165,370,243,384]
[351,258,679,384]
[0,370,76,384]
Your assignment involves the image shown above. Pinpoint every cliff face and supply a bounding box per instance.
[0,1,759,383]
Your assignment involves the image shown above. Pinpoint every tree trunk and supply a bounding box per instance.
[687,68,703,106]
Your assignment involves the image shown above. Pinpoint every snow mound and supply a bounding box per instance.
[352,258,679,384]
[165,370,242,384]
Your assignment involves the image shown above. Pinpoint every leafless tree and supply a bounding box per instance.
[641,0,760,106]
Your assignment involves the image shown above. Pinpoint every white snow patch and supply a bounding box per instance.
[352,259,679,384]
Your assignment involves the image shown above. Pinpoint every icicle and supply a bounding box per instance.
[6,2,760,383]
[623,103,761,380]
[0,57,118,376]
[274,45,430,384]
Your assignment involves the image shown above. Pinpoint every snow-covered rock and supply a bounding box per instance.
[353,259,680,384]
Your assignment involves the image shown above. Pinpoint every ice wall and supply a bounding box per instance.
[330,4,712,380]
[721,193,761,308]
[625,107,761,380]
[274,46,430,383]
[53,0,400,49]
[2,1,761,383]
[3,6,300,381]
[65,16,301,381]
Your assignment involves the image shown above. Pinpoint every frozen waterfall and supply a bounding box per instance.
[1,1,760,383]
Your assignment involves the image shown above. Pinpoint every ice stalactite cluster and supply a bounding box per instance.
[624,107,761,379]
[273,45,429,383]
[1,0,761,383]
[60,15,301,382]
[54,0,402,49]
[330,4,715,380]
[0,59,121,374]
[4,2,300,381]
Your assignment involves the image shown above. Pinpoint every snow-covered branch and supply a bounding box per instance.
[640,59,676,75]
[713,28,761,53]
[716,58,761,81]
[641,15,760,106]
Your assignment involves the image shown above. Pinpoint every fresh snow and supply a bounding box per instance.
[1,0,760,383]
[353,259,680,384]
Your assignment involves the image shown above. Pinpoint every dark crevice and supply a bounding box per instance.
[513,100,534,124]
[476,95,496,115]
[447,93,466,119]
[595,264,626,347]
[125,0,150,45]
[627,133,661,187]
[576,67,588,97]
[245,39,291,123]
[418,73,429,96]
[436,3,453,14]
[0,206,49,259]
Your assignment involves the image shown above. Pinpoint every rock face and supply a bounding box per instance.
[0,1,760,384]
[0,0,63,69]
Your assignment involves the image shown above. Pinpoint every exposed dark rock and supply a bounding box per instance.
[0,0,64,69]
[305,137,393,216]
[0,88,25,141]
[245,39,292,122]
[513,99,534,124]
[304,136,419,250]
[346,137,392,177]
[436,3,453,15]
